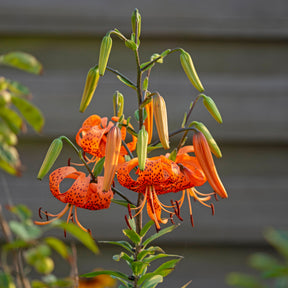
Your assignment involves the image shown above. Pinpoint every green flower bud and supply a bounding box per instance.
[201,94,223,123]
[98,34,113,76]
[191,121,222,158]
[113,91,124,117]
[37,138,63,180]
[137,126,148,171]
[180,50,204,92]
[153,94,170,149]
[131,9,141,40]
[79,66,99,112]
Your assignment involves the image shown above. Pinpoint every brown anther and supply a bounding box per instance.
[170,213,175,225]
[38,207,43,219]
[155,223,161,233]
[64,230,67,238]
[67,158,71,166]
[190,214,194,227]
[82,151,88,161]
[87,229,92,238]
[125,215,132,230]
[214,193,219,201]
[128,204,132,219]
[175,201,183,221]
[211,203,215,215]
[45,211,49,221]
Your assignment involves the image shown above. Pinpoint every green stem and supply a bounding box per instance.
[59,136,96,182]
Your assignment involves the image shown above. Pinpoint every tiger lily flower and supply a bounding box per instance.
[35,166,113,233]
[76,114,137,162]
[117,154,206,230]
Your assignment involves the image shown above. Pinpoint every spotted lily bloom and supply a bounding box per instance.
[76,114,137,162]
[35,166,113,233]
[117,153,206,230]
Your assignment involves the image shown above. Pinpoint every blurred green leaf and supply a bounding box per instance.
[264,229,288,260]
[81,270,129,281]
[0,271,14,288]
[0,51,43,75]
[99,240,133,253]
[262,266,288,279]
[8,204,32,221]
[11,96,44,132]
[0,142,20,167]
[93,156,105,177]
[249,253,281,272]
[45,237,70,259]
[0,157,19,175]
[0,107,23,134]
[9,221,42,241]
[226,273,266,288]
[55,222,99,254]
[7,80,31,96]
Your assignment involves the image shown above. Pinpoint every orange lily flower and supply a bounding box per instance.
[172,146,220,226]
[117,154,206,230]
[35,166,113,233]
[76,114,137,162]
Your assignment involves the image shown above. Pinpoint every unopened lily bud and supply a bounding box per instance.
[191,121,222,158]
[143,93,153,144]
[151,53,163,64]
[153,94,170,149]
[113,91,124,117]
[201,94,223,123]
[79,66,99,112]
[37,138,63,180]
[193,131,227,198]
[180,50,204,92]
[137,126,148,171]
[131,8,141,40]
[98,34,113,76]
[103,126,122,191]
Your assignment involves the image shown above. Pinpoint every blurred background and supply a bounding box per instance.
[1,0,288,287]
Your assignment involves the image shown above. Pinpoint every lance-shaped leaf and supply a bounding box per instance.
[0,51,43,74]
[99,240,133,253]
[11,95,44,133]
[37,138,63,180]
[0,142,21,175]
[122,228,141,245]
[0,107,23,134]
[81,270,129,282]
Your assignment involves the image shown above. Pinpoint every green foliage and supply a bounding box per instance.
[0,51,44,175]
[0,204,99,287]
[82,217,182,288]
[226,228,288,288]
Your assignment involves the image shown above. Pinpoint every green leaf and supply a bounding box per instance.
[123,228,141,245]
[7,80,31,96]
[264,229,288,260]
[137,246,164,261]
[143,253,183,264]
[147,143,163,153]
[45,237,70,259]
[249,253,281,272]
[0,120,18,146]
[0,158,19,175]
[111,199,136,209]
[112,252,133,264]
[262,266,288,278]
[117,75,137,90]
[3,239,30,251]
[9,221,42,241]
[99,240,133,253]
[0,107,23,134]
[11,96,44,132]
[93,156,105,177]
[0,142,20,168]
[140,220,154,237]
[143,224,179,248]
[141,275,163,288]
[0,271,13,288]
[153,258,182,277]
[55,222,99,254]
[0,51,43,74]
[131,261,149,276]
[81,270,130,282]
[8,204,32,221]
[226,273,266,288]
